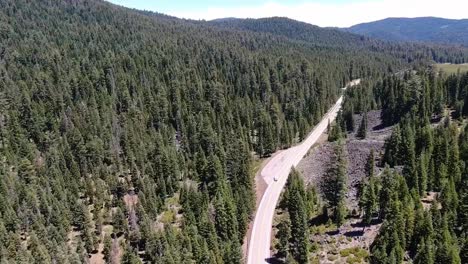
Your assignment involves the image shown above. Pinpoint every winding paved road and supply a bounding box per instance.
[247,80,359,264]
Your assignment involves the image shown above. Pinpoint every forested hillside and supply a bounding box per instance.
[209,17,369,48]
[368,70,468,264]
[274,69,468,263]
[0,0,467,263]
[209,17,468,63]
[346,17,468,47]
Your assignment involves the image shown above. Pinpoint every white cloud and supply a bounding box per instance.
[167,0,468,27]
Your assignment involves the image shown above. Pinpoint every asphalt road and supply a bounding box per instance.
[247,81,358,264]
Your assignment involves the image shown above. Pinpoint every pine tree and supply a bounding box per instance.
[418,150,429,196]
[276,218,291,259]
[439,177,459,225]
[214,192,239,242]
[328,123,343,142]
[204,153,225,197]
[286,169,309,264]
[358,150,378,223]
[322,142,347,225]
[414,237,435,264]
[361,182,377,225]
[461,234,468,264]
[121,244,142,264]
[17,158,36,185]
[257,110,276,157]
[113,207,128,236]
[401,122,418,191]
[435,215,461,264]
[335,199,347,226]
[103,235,112,261]
[383,125,402,166]
[222,240,243,264]
[305,185,318,218]
[459,172,468,244]
[379,167,397,219]
[29,232,52,264]
[289,195,309,264]
[365,149,375,179]
[344,106,355,132]
[448,138,461,185]
[356,111,368,139]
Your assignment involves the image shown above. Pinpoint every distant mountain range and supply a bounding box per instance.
[344,17,468,47]
[208,17,369,48]
[206,16,468,63]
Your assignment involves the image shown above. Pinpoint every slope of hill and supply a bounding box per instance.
[0,1,467,263]
[209,17,369,48]
[209,16,468,63]
[346,17,468,47]
[0,0,421,263]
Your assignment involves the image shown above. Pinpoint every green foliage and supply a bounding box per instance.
[340,247,369,261]
[370,71,466,263]
[322,142,348,225]
[113,207,128,236]
[121,244,142,264]
[103,235,112,261]
[0,0,466,262]
[359,150,379,225]
[276,218,291,259]
[328,112,346,142]
[435,63,468,74]
[277,169,319,263]
[287,169,310,263]
[357,111,368,139]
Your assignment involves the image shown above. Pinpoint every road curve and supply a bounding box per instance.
[247,81,358,264]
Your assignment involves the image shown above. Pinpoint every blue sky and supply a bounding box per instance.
[106,0,466,27]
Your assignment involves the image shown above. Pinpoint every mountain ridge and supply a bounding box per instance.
[345,16,468,46]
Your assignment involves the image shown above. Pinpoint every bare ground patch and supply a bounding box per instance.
[298,110,391,210]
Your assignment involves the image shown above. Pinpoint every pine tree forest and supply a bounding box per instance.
[276,69,467,263]
[0,0,467,263]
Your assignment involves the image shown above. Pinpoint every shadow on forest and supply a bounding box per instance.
[344,230,364,237]
[430,115,443,124]
[326,229,340,236]
[309,213,328,226]
[265,257,283,264]
[351,218,382,228]
[372,123,388,131]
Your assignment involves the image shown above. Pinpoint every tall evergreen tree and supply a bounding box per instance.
[322,142,348,225]
[357,111,368,139]
[285,169,310,264]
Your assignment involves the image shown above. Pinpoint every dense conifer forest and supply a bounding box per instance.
[0,0,467,263]
[275,70,468,263]
[369,70,468,264]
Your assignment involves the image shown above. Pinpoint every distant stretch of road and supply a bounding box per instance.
[247,80,360,264]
